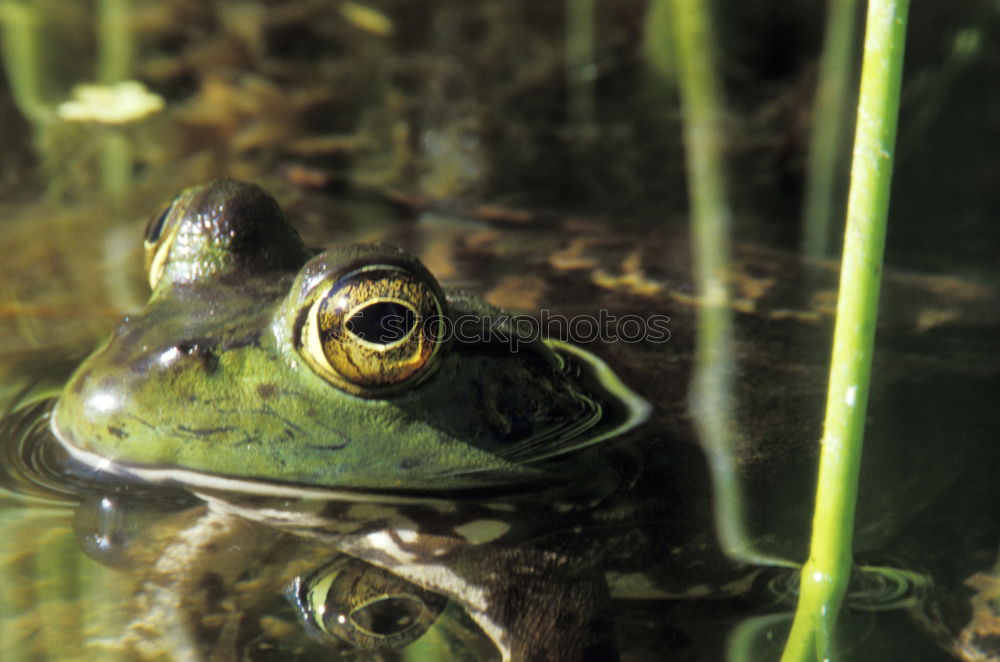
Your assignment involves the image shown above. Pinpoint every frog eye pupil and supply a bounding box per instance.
[145,198,176,244]
[298,262,446,393]
[347,597,424,636]
[146,209,168,243]
[296,558,448,649]
[346,302,416,346]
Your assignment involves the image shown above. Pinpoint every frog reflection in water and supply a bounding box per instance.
[51,179,654,661]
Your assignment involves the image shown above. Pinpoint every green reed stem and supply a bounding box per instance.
[781,1,909,659]
[669,0,727,246]
[566,0,596,125]
[0,0,51,123]
[668,0,735,549]
[669,0,790,568]
[97,0,132,84]
[97,0,134,202]
[801,0,860,258]
[642,0,674,82]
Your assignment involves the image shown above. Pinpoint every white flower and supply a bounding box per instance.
[57,81,164,124]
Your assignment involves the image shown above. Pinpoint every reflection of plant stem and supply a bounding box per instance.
[670,0,790,568]
[100,130,131,202]
[565,0,595,125]
[728,612,792,662]
[781,0,910,659]
[801,0,860,258]
[669,0,737,556]
[35,522,86,659]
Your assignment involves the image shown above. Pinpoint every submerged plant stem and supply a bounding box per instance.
[668,0,736,551]
[670,0,788,567]
[781,0,910,659]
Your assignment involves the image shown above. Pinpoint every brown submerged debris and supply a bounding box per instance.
[591,251,664,297]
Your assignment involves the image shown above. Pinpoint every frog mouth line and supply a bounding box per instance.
[49,410,570,506]
[49,341,650,503]
[47,420,466,504]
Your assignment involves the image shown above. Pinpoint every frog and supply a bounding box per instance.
[48,178,657,661]
[39,179,1000,661]
[50,178,649,496]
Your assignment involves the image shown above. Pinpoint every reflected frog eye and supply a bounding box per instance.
[298,262,446,394]
[294,557,448,650]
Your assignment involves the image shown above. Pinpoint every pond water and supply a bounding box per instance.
[1,2,998,661]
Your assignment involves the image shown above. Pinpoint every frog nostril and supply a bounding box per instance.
[167,341,219,374]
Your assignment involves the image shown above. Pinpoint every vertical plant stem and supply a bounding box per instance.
[566,0,596,125]
[801,0,860,258]
[97,0,132,84]
[643,0,674,82]
[0,0,51,123]
[781,1,909,659]
[669,0,738,555]
[670,0,787,566]
[100,130,132,202]
[97,0,133,201]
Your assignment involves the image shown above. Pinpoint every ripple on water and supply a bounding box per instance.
[0,398,92,504]
[0,398,201,570]
[766,561,932,612]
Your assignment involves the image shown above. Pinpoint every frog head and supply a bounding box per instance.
[51,180,648,495]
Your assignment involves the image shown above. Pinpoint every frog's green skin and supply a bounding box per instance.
[51,180,646,495]
[37,180,1000,661]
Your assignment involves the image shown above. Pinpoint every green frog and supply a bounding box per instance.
[48,179,657,661]
[39,179,1000,661]
[51,179,648,495]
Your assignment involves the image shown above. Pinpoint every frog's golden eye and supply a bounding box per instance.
[294,557,447,650]
[143,193,184,291]
[299,263,446,394]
